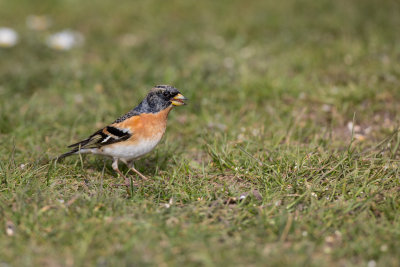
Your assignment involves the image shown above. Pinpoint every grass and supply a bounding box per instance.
[0,0,400,266]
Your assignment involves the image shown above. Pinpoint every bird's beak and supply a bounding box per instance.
[171,93,187,106]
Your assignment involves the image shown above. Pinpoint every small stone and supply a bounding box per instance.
[355,134,366,141]
[6,221,15,236]
[0,27,18,47]
[46,29,84,50]
[347,122,361,133]
[322,104,331,112]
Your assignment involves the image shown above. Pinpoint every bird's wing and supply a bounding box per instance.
[57,113,141,160]
[68,125,132,150]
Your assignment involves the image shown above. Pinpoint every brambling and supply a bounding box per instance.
[58,85,187,185]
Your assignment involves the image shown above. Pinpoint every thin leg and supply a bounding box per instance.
[120,159,149,181]
[128,161,149,181]
[112,158,132,187]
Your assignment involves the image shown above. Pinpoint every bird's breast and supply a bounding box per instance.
[101,106,172,160]
[101,137,163,160]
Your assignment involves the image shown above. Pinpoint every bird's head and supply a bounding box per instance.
[148,85,187,106]
[135,85,187,114]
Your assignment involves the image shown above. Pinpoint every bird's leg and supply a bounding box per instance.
[111,158,132,187]
[125,160,149,181]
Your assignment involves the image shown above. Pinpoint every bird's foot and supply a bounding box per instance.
[130,167,149,181]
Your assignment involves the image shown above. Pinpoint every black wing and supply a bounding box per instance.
[67,126,132,149]
[57,126,132,160]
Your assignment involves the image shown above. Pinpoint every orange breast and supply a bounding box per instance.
[112,106,172,141]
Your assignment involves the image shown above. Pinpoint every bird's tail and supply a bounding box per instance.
[56,149,79,161]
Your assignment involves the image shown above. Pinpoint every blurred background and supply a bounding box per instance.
[1,0,399,148]
[1,0,400,265]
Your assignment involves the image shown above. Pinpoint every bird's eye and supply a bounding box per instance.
[163,91,169,97]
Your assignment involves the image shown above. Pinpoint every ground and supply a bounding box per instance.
[0,0,400,266]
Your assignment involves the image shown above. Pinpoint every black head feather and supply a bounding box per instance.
[113,85,181,123]
[133,85,181,113]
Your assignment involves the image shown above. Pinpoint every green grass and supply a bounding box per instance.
[1,0,400,266]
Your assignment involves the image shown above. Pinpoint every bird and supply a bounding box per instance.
[57,85,187,186]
